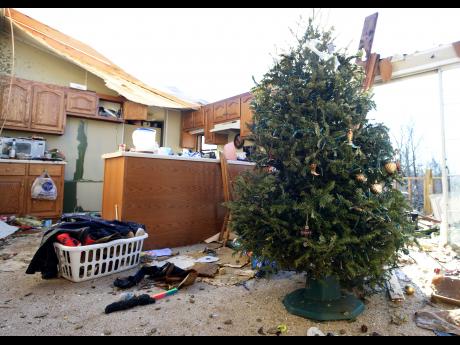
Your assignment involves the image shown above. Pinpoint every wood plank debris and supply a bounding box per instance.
[386,271,405,302]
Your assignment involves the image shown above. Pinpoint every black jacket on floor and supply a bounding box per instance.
[26,214,145,279]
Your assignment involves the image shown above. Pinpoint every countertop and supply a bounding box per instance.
[0,158,67,165]
[101,151,256,166]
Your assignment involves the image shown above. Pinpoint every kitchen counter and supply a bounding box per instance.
[101,151,255,249]
[101,151,255,166]
[0,158,67,165]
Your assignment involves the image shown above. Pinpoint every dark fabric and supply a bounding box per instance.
[113,263,191,289]
[26,214,145,279]
[104,294,155,314]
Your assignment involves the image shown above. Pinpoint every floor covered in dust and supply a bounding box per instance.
[0,232,456,336]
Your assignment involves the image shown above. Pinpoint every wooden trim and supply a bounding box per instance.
[97,93,125,103]
[67,113,123,123]
[363,53,380,90]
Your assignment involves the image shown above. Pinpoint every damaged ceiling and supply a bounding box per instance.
[1,8,200,110]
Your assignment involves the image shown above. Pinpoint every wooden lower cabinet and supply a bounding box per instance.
[0,176,25,215]
[0,163,65,219]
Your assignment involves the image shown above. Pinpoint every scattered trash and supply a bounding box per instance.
[371,332,382,336]
[277,324,287,334]
[431,276,460,307]
[191,262,219,278]
[195,256,219,263]
[307,326,325,336]
[114,263,197,290]
[415,309,460,335]
[258,327,265,335]
[404,285,415,295]
[339,329,346,335]
[105,294,156,314]
[0,253,17,260]
[326,332,335,336]
[145,248,172,257]
[361,324,368,333]
[34,313,48,318]
[390,312,408,325]
[0,221,19,240]
[224,319,233,325]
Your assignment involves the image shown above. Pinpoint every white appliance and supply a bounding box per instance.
[210,120,240,134]
[132,128,158,152]
[0,137,46,159]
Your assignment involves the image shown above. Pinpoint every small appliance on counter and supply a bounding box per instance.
[0,137,46,159]
[132,128,159,153]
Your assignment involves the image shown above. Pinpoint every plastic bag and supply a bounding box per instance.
[31,171,57,200]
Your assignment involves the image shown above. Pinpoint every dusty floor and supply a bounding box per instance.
[0,232,457,336]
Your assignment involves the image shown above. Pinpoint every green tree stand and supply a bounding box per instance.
[283,276,364,321]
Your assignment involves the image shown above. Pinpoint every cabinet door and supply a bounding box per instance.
[226,97,241,120]
[240,93,254,138]
[66,90,98,116]
[0,77,32,130]
[213,101,227,123]
[123,101,148,121]
[26,165,64,218]
[182,111,194,130]
[204,105,227,145]
[193,107,204,128]
[180,130,196,149]
[30,84,66,134]
[0,176,25,215]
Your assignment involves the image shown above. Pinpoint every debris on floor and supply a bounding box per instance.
[307,326,325,336]
[415,308,460,335]
[431,276,460,307]
[0,221,19,239]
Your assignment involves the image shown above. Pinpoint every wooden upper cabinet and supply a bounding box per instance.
[30,83,66,134]
[0,77,32,130]
[204,104,227,145]
[182,111,194,130]
[213,101,227,123]
[123,101,148,121]
[193,107,204,128]
[226,97,241,120]
[66,90,98,116]
[240,93,254,138]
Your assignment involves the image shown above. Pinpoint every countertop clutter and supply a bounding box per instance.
[101,151,256,166]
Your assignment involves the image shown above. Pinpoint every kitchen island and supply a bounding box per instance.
[101,151,255,249]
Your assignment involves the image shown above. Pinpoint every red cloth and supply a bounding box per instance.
[56,233,81,247]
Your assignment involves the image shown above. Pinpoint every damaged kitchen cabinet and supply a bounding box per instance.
[204,104,227,145]
[0,76,32,130]
[30,83,66,134]
[0,76,66,135]
[240,92,254,139]
[0,161,65,218]
[66,89,98,117]
[123,100,148,121]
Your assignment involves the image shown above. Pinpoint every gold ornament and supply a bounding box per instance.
[309,163,320,176]
[356,173,367,183]
[370,183,383,194]
[384,162,397,175]
[404,285,415,295]
[347,129,353,144]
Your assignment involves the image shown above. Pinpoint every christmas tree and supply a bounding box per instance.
[228,19,415,294]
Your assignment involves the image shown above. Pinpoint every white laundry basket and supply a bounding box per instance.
[54,234,148,282]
